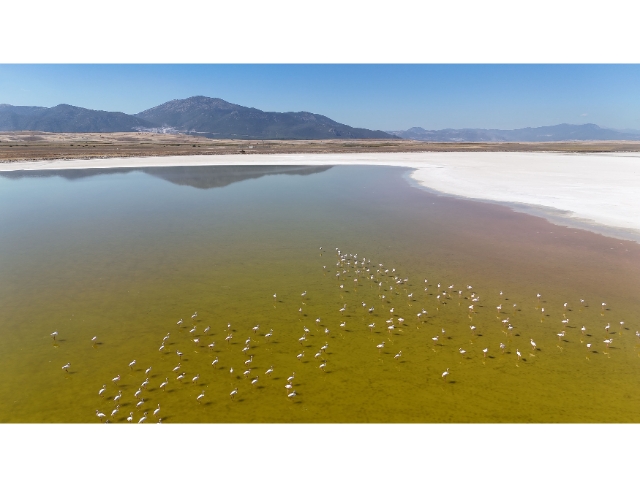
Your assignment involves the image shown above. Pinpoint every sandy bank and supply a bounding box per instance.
[1,152,639,242]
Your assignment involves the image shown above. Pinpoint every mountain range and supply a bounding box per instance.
[0,97,396,140]
[2,96,639,141]
[387,124,640,142]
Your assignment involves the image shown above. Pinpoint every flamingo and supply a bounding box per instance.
[51,331,58,341]
[61,363,71,373]
[230,388,238,399]
[96,410,106,422]
[159,378,168,391]
[98,384,107,396]
[197,391,205,402]
[442,368,450,380]
[153,404,161,416]
[211,357,219,368]
[394,351,402,360]
[138,412,148,423]
[530,339,536,350]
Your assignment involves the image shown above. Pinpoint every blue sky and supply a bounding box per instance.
[1,64,639,131]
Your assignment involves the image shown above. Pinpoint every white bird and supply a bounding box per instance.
[516,349,521,360]
[212,357,219,368]
[138,412,148,423]
[176,351,183,360]
[500,343,506,352]
[197,391,205,402]
[319,362,326,371]
[189,326,197,334]
[192,374,200,384]
[112,375,120,384]
[159,344,165,352]
[208,342,216,350]
[177,373,185,381]
[127,412,133,423]
[251,377,259,386]
[265,366,274,376]
[141,378,149,389]
[581,326,586,334]
[243,369,251,378]
[530,339,536,350]
[287,372,295,383]
[244,355,253,366]
[340,322,346,328]
[145,366,152,376]
[442,368,449,380]
[61,362,70,372]
[482,348,488,358]
[191,312,198,320]
[98,385,107,396]
[136,398,145,409]
[153,404,161,416]
[134,389,142,399]
[177,319,183,326]
[325,328,330,334]
[96,410,106,422]
[111,405,119,418]
[394,351,402,360]
[288,390,297,399]
[172,364,181,372]
[51,331,58,341]
[203,326,210,334]
[252,324,260,333]
[604,339,613,348]
[91,336,98,343]
[296,352,304,361]
[159,378,168,391]
[459,348,466,357]
[230,388,238,399]
[114,390,123,402]
[229,368,233,375]
[377,342,385,352]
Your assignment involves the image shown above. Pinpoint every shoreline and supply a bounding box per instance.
[1,151,639,244]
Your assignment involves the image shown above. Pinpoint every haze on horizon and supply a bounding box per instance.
[1,64,640,132]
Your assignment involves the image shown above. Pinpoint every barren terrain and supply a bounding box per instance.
[2,132,640,163]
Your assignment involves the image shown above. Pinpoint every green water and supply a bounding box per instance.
[1,165,639,423]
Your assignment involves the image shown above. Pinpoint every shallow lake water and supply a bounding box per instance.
[1,164,639,423]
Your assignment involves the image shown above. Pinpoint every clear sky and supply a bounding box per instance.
[1,64,639,131]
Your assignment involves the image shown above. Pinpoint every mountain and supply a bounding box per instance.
[0,104,155,132]
[135,96,397,139]
[388,124,640,142]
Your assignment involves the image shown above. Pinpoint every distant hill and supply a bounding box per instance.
[0,104,155,133]
[388,124,640,142]
[135,96,397,140]
[0,97,397,140]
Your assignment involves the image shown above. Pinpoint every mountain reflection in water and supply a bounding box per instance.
[0,165,332,190]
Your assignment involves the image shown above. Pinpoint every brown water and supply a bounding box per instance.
[1,164,639,423]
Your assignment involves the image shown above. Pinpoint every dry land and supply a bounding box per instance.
[2,132,640,163]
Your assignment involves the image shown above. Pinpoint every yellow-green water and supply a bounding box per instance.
[0,165,639,423]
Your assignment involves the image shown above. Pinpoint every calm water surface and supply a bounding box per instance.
[1,165,639,422]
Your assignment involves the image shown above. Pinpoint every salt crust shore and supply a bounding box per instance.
[2,152,639,243]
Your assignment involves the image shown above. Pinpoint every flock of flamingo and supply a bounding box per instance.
[49,246,635,423]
